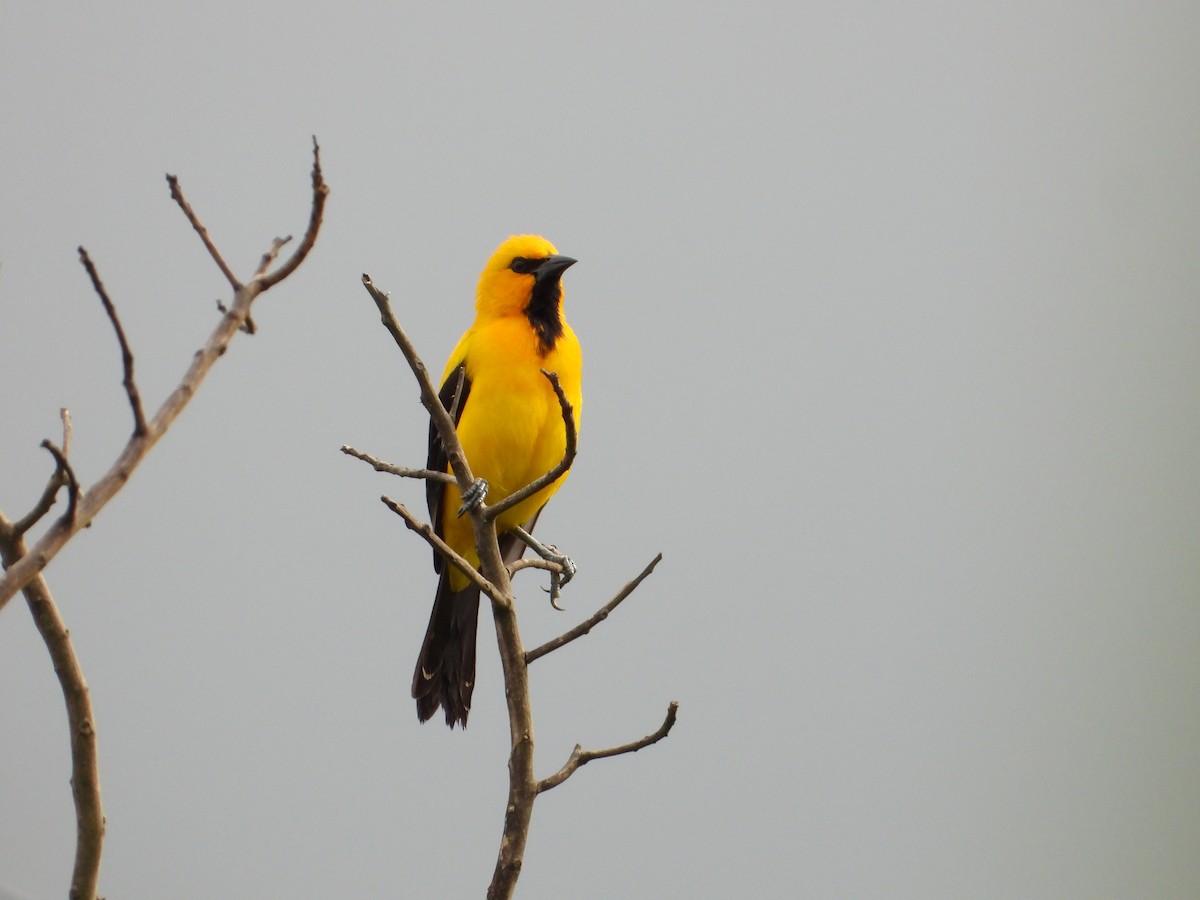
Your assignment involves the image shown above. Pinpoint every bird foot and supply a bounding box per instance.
[511,525,577,609]
[541,544,576,587]
[535,543,576,610]
[456,478,488,517]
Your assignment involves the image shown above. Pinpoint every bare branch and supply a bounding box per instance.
[507,554,570,610]
[235,233,293,336]
[11,478,63,536]
[508,557,558,577]
[485,600,535,900]
[38,440,80,526]
[359,275,543,899]
[13,466,65,538]
[536,702,679,795]
[258,137,328,291]
[359,273,512,598]
[359,274,477,492]
[13,408,80,535]
[359,269,669,900]
[166,173,240,290]
[254,234,292,280]
[0,144,326,615]
[340,444,455,485]
[78,247,148,436]
[483,370,576,523]
[525,553,662,664]
[0,517,103,900]
[62,407,73,455]
[379,495,507,607]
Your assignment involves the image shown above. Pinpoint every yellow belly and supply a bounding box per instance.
[440,316,582,589]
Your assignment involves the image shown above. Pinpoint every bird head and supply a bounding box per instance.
[475,234,577,323]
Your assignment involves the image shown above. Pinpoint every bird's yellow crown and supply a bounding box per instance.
[475,234,560,319]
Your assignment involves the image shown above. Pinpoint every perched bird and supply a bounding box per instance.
[413,234,582,727]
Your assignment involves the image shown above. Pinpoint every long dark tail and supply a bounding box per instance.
[411,568,479,728]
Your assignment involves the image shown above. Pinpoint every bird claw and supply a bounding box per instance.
[540,545,576,611]
[456,478,488,517]
[545,545,576,586]
[512,525,576,609]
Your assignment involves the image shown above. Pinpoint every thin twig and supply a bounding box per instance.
[259,137,328,290]
[0,515,103,900]
[12,410,75,543]
[508,557,558,577]
[340,444,455,484]
[483,370,576,523]
[359,275,476,492]
[525,553,663,664]
[508,554,569,610]
[238,234,293,335]
[39,440,79,526]
[254,235,292,279]
[13,462,65,537]
[78,247,148,436]
[166,174,240,290]
[536,702,679,794]
[380,495,507,606]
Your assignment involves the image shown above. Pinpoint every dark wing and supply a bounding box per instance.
[427,363,470,572]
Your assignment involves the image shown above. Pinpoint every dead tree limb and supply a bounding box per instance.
[0,410,102,900]
[525,553,663,664]
[340,445,454,485]
[536,702,679,794]
[0,521,103,900]
[0,138,328,616]
[351,273,673,900]
[78,247,147,436]
[0,140,327,900]
[380,495,507,606]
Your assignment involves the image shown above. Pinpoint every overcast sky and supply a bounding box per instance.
[2,2,1198,898]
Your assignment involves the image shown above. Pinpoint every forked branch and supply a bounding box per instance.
[354,272,673,900]
[359,275,475,491]
[259,137,327,290]
[0,414,100,900]
[340,445,454,486]
[0,141,326,900]
[536,702,679,794]
[0,139,327,616]
[358,273,512,601]
[525,553,663,664]
[13,414,75,537]
[38,440,80,526]
[380,495,506,606]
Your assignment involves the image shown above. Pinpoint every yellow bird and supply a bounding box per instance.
[413,234,582,727]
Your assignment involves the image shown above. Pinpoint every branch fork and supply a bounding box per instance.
[349,273,674,900]
[1,139,328,900]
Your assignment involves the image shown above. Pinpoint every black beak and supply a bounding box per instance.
[536,254,577,283]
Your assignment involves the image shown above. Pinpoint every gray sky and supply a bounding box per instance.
[3,2,1198,897]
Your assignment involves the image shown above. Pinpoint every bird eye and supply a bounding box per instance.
[509,257,540,275]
